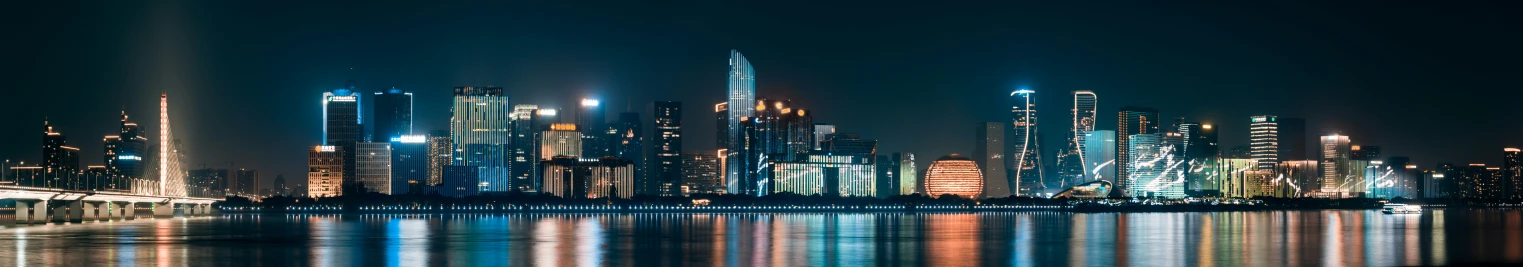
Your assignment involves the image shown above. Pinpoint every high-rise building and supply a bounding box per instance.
[1506,148,1521,199]
[974,122,1010,198]
[540,156,636,199]
[233,169,258,197]
[1009,89,1044,196]
[425,130,451,186]
[897,153,918,195]
[451,86,512,192]
[1278,160,1320,197]
[771,154,876,197]
[371,88,413,142]
[440,165,480,197]
[812,124,836,151]
[1082,130,1117,185]
[307,145,344,197]
[188,168,228,197]
[1124,133,1184,198]
[1352,145,1382,160]
[680,151,723,195]
[819,133,875,158]
[1057,90,1098,188]
[355,142,393,194]
[924,154,984,199]
[323,86,361,185]
[1319,134,1352,195]
[42,121,77,172]
[390,135,428,195]
[725,50,756,195]
[507,105,542,192]
[541,124,583,160]
[614,112,644,194]
[714,102,729,192]
[577,98,609,158]
[1249,115,1279,171]
[105,111,148,180]
[1179,122,1218,196]
[876,154,899,197]
[652,101,683,196]
[1115,107,1160,197]
[272,174,288,196]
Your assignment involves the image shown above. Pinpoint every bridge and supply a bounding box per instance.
[2,93,222,226]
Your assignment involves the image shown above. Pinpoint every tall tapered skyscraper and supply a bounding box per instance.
[725,50,755,194]
[1009,89,1043,196]
[451,86,512,192]
[1057,90,1097,187]
[371,88,413,142]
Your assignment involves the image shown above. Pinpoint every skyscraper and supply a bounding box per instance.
[1115,107,1160,197]
[425,130,451,186]
[1504,148,1520,199]
[897,152,918,195]
[714,102,728,192]
[614,112,643,194]
[1083,130,1117,184]
[1009,89,1043,196]
[508,105,542,192]
[43,120,75,172]
[323,86,361,186]
[1319,134,1352,195]
[272,174,288,196]
[355,142,393,194]
[1057,90,1098,187]
[541,124,584,160]
[725,50,756,195]
[307,145,344,197]
[876,154,900,197]
[451,86,512,192]
[577,98,609,158]
[233,169,258,197]
[1249,115,1279,171]
[680,151,722,195]
[390,135,428,195]
[652,101,683,196]
[975,122,1010,198]
[1180,123,1219,196]
[105,111,148,180]
[371,88,413,142]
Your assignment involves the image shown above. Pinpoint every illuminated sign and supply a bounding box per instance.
[329,96,357,102]
[390,135,427,143]
[317,146,337,152]
[537,109,557,116]
[550,123,577,131]
[581,99,600,107]
[118,155,141,161]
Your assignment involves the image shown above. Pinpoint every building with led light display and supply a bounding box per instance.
[451,86,512,192]
[924,154,983,199]
[771,154,876,197]
[541,156,636,199]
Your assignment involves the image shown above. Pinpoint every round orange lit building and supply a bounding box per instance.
[924,154,984,198]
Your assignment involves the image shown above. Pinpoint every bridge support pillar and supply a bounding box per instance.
[153,203,174,218]
[30,200,48,224]
[81,202,98,221]
[200,204,210,215]
[124,202,136,220]
[67,201,83,223]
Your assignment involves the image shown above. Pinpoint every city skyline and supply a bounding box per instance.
[6,2,1522,191]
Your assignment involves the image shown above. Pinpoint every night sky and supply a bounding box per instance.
[6,1,1521,188]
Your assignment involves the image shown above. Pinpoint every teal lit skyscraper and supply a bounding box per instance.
[1116,107,1160,197]
[451,86,512,192]
[1009,89,1043,196]
[726,50,755,195]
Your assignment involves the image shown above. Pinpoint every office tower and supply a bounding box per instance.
[507,105,542,192]
[188,168,228,197]
[652,101,683,196]
[1384,156,1418,199]
[371,88,413,142]
[233,169,258,197]
[577,98,609,158]
[105,111,148,180]
[390,135,428,195]
[1057,90,1098,188]
[974,122,1010,198]
[732,117,765,195]
[876,154,900,197]
[1452,164,1502,199]
[352,142,391,194]
[323,86,361,185]
[614,112,644,194]
[1124,132,1183,198]
[1422,166,1452,199]
[1249,115,1279,171]
[771,154,877,197]
[924,154,984,199]
[1352,146,1382,160]
[714,102,729,192]
[308,145,344,197]
[1277,118,1308,161]
[540,156,636,199]
[542,124,584,160]
[680,151,722,195]
[1506,148,1521,199]
[1180,122,1219,196]
[1008,89,1044,196]
[1116,107,1160,196]
[451,86,512,192]
[425,130,451,186]
[812,124,836,150]
[1278,160,1320,197]
[1319,134,1352,195]
[725,50,756,195]
[897,152,918,195]
[42,121,78,172]
[819,133,876,158]
[272,174,288,196]
[1082,130,1117,184]
[440,166,480,197]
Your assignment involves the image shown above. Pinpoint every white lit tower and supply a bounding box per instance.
[1009,89,1044,196]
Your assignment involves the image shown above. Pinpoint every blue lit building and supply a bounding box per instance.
[725,50,756,195]
[450,86,512,192]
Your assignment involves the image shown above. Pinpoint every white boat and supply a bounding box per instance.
[1382,204,1422,214]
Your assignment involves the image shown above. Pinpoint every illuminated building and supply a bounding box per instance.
[1277,160,1320,197]
[1009,89,1044,196]
[105,111,148,180]
[307,145,344,197]
[1249,115,1279,171]
[1116,107,1160,196]
[924,154,984,199]
[450,86,512,192]
[898,153,918,195]
[653,101,683,195]
[42,121,78,172]
[1057,90,1098,188]
[1082,130,1116,185]
[355,142,393,194]
[876,154,899,197]
[541,124,584,160]
[1506,148,1521,199]
[1352,145,1382,160]
[188,168,227,197]
[233,169,258,197]
[1123,133,1185,198]
[323,85,361,184]
[771,154,876,197]
[725,50,756,195]
[1318,134,1352,195]
[613,112,643,194]
[680,151,723,195]
[439,165,479,197]
[1422,167,1451,199]
[511,106,557,191]
[1216,158,1264,198]
[1453,164,1503,199]
[371,87,413,142]
[541,156,636,199]
[1180,122,1219,196]
[390,135,429,195]
[1053,180,1112,199]
[820,133,874,158]
[729,100,820,196]
[1366,159,1404,199]
[813,124,836,150]
[578,98,611,158]
[974,122,1010,197]
[1382,157,1418,199]
[425,130,451,186]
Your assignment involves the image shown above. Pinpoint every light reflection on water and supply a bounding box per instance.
[1,210,1521,266]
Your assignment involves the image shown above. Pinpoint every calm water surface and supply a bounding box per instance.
[2,209,1522,266]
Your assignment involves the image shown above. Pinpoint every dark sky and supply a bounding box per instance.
[6,1,1521,188]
